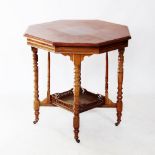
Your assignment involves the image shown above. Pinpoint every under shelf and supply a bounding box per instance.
[40,88,116,113]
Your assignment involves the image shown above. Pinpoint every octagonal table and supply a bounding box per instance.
[24,20,131,143]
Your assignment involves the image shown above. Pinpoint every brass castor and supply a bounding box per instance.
[75,139,80,143]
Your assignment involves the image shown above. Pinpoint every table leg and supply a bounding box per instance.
[105,52,109,105]
[32,47,40,124]
[115,48,124,126]
[47,52,51,103]
[73,54,81,143]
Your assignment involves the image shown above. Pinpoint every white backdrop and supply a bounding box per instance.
[0,0,155,155]
[0,0,155,96]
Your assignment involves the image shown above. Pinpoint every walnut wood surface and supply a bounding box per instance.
[32,47,40,124]
[25,20,130,47]
[47,52,51,103]
[26,37,128,54]
[49,88,116,112]
[25,20,131,142]
[105,52,109,105]
[73,55,81,143]
[115,48,124,126]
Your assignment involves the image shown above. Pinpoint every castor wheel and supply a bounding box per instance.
[115,121,120,126]
[33,119,39,124]
[75,139,80,143]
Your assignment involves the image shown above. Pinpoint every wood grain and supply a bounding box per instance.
[73,54,81,143]
[24,20,131,142]
[32,47,40,124]
[47,52,51,103]
[115,48,124,126]
[105,52,109,105]
[25,20,131,47]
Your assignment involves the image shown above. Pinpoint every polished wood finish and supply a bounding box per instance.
[26,37,128,54]
[73,55,81,143]
[25,20,130,47]
[115,48,124,126]
[25,20,131,143]
[32,47,40,124]
[49,88,115,112]
[25,20,130,54]
[105,52,109,105]
[47,52,51,103]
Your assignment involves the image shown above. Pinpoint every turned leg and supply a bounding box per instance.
[73,54,81,143]
[115,48,124,126]
[105,52,109,105]
[47,52,51,103]
[32,47,40,124]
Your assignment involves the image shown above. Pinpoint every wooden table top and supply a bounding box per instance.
[25,20,131,54]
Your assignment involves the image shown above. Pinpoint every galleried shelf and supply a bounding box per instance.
[24,20,131,143]
[40,88,116,113]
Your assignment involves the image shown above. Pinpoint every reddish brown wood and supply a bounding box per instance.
[105,52,109,104]
[25,20,131,47]
[73,55,81,143]
[51,88,114,112]
[115,48,124,126]
[47,52,51,103]
[24,20,131,143]
[32,47,40,124]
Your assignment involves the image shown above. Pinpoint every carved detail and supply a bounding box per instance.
[52,89,73,112]
[73,54,81,143]
[70,54,84,62]
[53,88,73,99]
[115,48,124,126]
[26,36,128,54]
[32,47,40,124]
[105,52,109,105]
[49,88,115,112]
[27,37,55,52]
